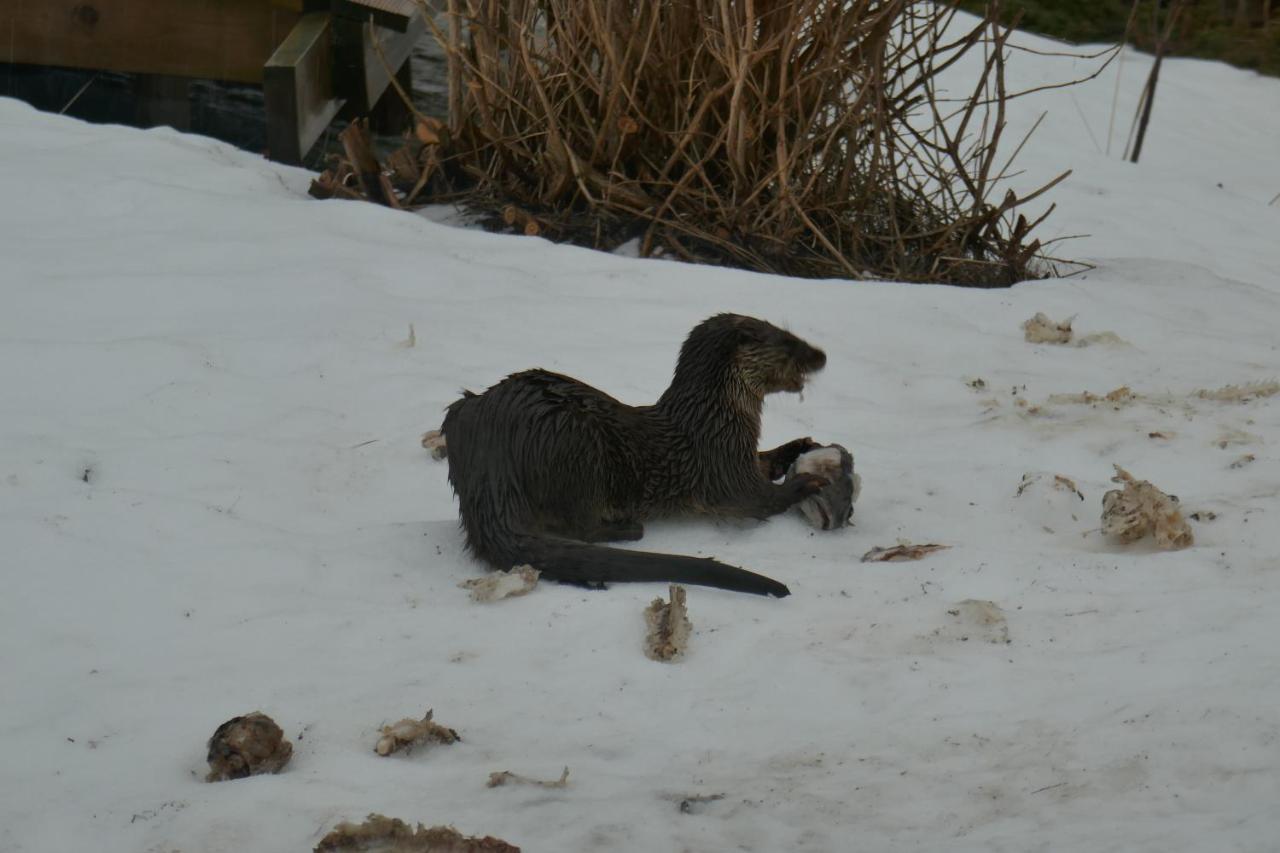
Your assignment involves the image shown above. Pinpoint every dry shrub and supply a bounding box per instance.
[405,0,1081,285]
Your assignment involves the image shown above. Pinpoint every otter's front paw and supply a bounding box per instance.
[762,437,823,480]
[786,472,830,501]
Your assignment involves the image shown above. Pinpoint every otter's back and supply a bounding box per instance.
[441,370,648,558]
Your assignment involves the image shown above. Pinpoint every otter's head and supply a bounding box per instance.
[685,314,826,396]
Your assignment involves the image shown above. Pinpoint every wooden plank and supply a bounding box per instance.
[263,12,345,164]
[0,0,300,84]
[332,0,418,32]
[357,13,425,110]
[332,8,425,114]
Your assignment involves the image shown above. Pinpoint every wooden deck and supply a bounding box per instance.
[0,0,427,163]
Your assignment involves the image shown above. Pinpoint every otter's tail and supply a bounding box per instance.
[514,534,791,598]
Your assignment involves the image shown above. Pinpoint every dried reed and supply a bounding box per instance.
[337,1,1085,285]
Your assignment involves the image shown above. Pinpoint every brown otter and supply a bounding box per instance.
[439,314,829,597]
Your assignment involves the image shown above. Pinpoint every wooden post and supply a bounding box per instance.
[264,12,345,164]
[330,3,425,116]
[1,0,428,165]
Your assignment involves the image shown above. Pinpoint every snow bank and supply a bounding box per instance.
[1,25,1279,852]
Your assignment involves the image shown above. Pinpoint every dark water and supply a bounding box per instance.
[1,38,448,169]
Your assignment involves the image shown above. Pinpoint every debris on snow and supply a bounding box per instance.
[944,599,1011,645]
[1016,472,1084,501]
[1215,429,1259,449]
[310,122,403,208]
[1074,331,1128,347]
[1048,386,1136,406]
[1193,381,1280,403]
[1012,395,1045,416]
[862,543,951,562]
[1101,465,1193,550]
[1228,454,1256,469]
[374,709,460,757]
[1023,313,1126,346]
[421,430,447,460]
[644,584,691,662]
[675,792,726,814]
[460,566,540,602]
[486,767,570,789]
[314,814,521,852]
[1054,474,1084,500]
[205,712,293,782]
[1023,312,1075,344]
[1035,381,1274,417]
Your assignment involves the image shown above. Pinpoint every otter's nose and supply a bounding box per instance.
[807,346,827,371]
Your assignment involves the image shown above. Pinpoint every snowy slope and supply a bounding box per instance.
[2,24,1279,853]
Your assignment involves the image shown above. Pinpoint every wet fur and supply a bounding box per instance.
[440,314,828,597]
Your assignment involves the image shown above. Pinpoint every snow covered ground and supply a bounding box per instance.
[2,23,1279,853]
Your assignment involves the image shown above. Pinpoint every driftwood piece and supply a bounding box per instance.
[644,584,691,662]
[861,543,951,562]
[337,121,403,208]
